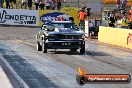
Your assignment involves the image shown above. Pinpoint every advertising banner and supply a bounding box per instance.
[40,12,72,23]
[0,9,39,26]
[39,10,80,26]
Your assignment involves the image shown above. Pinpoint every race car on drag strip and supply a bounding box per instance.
[36,21,85,53]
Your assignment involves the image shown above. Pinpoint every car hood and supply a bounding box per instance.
[47,28,84,35]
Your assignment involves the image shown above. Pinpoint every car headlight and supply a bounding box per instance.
[45,29,48,31]
[82,34,85,39]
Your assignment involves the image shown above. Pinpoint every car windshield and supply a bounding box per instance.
[52,23,79,31]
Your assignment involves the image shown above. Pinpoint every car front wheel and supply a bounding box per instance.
[37,42,42,51]
[42,41,47,53]
[80,42,85,54]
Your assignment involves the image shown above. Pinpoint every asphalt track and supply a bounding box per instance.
[0,26,132,88]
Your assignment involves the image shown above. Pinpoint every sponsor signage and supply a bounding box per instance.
[40,12,72,23]
[39,10,80,27]
[76,67,131,85]
[0,9,39,26]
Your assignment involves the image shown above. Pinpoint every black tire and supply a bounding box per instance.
[80,42,85,54]
[70,48,77,52]
[37,42,42,51]
[42,41,47,53]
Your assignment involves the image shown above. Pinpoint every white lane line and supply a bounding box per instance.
[0,55,29,88]
[15,39,36,47]
[0,66,13,88]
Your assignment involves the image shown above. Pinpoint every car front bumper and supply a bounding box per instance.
[45,40,85,49]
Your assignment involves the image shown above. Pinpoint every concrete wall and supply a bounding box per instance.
[98,26,132,49]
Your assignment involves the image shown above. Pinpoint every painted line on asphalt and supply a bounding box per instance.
[0,66,13,88]
[0,55,29,88]
[15,39,36,47]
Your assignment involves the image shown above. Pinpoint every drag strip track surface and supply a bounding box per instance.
[0,44,59,88]
[0,26,132,88]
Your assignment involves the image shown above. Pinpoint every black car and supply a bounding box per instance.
[36,21,85,53]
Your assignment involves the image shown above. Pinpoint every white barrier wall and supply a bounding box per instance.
[85,20,89,37]
[0,9,39,26]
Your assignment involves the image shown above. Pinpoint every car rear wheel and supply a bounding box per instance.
[37,42,42,51]
[80,42,85,54]
[42,41,47,53]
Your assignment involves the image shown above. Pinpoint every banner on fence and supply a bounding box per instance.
[39,9,80,26]
[0,9,39,26]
